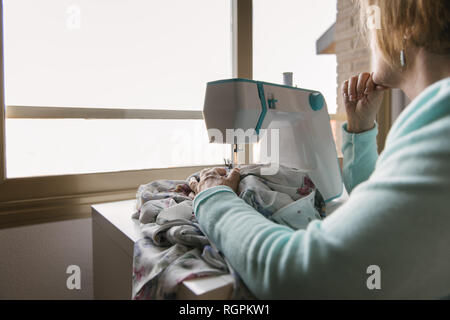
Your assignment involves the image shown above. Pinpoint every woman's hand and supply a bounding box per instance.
[342,72,388,133]
[189,167,240,195]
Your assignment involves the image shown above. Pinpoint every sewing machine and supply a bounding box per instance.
[203,78,343,204]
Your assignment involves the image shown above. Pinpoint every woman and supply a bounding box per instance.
[189,0,450,299]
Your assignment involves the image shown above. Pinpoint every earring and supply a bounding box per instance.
[400,49,406,67]
[400,36,407,68]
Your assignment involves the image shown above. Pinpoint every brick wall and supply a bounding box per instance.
[335,0,371,115]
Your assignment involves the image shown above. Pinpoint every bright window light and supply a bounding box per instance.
[3,0,232,109]
[253,0,337,113]
[3,0,232,177]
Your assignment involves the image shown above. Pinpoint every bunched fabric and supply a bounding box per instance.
[131,164,325,299]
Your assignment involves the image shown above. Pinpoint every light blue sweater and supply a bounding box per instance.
[193,78,450,299]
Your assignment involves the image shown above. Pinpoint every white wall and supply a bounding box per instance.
[0,218,93,299]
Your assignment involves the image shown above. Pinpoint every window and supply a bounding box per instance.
[253,0,337,113]
[3,0,232,178]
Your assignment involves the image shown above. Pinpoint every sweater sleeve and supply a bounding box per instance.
[193,90,450,298]
[341,122,379,193]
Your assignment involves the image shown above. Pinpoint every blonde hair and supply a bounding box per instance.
[357,0,450,68]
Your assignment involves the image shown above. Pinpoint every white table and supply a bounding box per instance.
[91,200,234,300]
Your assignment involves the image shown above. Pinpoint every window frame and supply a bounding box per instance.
[0,0,342,227]
[0,0,254,227]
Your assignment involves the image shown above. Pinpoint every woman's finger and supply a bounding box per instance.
[203,167,225,178]
[357,72,370,99]
[348,76,358,101]
[365,75,375,94]
[188,177,199,194]
[375,84,390,91]
[214,167,227,176]
[227,167,240,179]
[342,80,349,102]
[225,168,241,187]
[199,168,209,177]
[200,168,215,179]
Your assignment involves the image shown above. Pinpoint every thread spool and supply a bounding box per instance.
[283,72,293,86]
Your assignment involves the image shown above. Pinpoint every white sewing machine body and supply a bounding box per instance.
[204,78,343,203]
